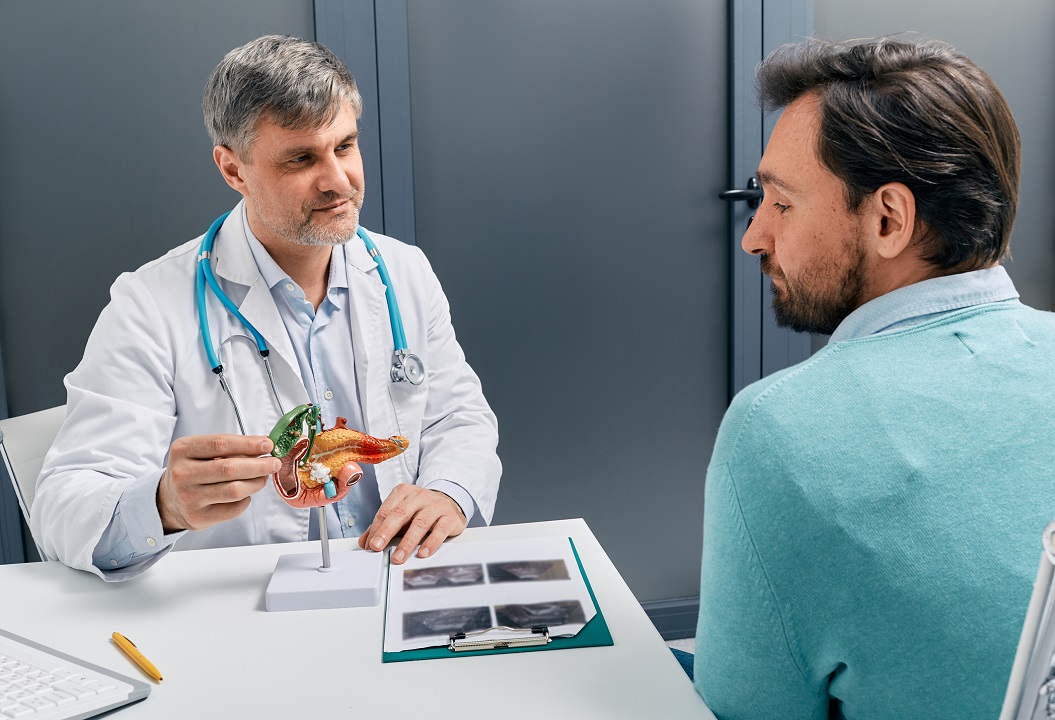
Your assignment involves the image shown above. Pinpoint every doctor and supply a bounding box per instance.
[32,35,501,580]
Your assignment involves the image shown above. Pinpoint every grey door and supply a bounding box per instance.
[405,0,731,607]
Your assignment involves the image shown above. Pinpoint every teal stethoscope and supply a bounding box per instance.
[195,211,425,434]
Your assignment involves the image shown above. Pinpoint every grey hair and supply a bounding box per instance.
[202,35,363,159]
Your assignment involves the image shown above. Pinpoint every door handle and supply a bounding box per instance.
[719,177,763,209]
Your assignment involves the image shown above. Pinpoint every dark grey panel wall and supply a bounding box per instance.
[0,1,315,417]
[405,0,729,602]
[314,0,385,234]
[815,0,1055,312]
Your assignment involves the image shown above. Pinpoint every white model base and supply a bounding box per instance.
[265,550,385,612]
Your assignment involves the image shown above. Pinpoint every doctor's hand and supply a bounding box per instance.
[358,485,467,565]
[157,435,281,534]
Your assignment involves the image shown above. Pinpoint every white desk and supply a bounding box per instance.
[0,519,714,719]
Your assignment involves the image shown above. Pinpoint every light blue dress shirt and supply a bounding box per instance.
[241,220,474,540]
[93,210,474,571]
[828,265,1020,342]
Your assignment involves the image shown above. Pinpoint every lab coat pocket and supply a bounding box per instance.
[387,380,427,477]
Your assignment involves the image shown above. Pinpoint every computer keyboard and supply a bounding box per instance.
[0,629,149,719]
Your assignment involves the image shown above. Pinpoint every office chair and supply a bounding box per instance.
[1000,520,1055,720]
[0,405,67,560]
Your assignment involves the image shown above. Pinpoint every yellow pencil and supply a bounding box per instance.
[111,632,163,682]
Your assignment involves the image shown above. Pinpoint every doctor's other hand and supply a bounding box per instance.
[358,485,467,565]
[157,435,280,534]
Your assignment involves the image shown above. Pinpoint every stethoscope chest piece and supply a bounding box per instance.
[391,350,425,386]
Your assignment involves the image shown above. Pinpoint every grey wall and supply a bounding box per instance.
[0,1,315,417]
[814,0,1055,313]
[2,3,1052,603]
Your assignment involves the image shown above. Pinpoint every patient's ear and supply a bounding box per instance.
[871,182,917,260]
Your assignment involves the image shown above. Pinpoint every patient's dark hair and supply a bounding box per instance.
[757,37,1020,271]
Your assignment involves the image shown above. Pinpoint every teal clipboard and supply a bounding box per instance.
[382,537,613,662]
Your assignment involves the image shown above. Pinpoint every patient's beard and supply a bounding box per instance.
[761,238,867,336]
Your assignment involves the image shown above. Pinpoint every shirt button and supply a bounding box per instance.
[285,282,295,292]
[110,559,119,567]
[146,537,157,547]
[347,516,356,527]
[323,390,334,400]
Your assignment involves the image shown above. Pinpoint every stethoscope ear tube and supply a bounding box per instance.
[199,212,268,356]
[357,226,425,386]
[195,211,231,372]
[196,210,266,433]
[357,226,407,350]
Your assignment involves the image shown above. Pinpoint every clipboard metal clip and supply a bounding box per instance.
[448,625,551,652]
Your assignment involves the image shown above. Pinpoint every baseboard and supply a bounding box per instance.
[642,596,699,641]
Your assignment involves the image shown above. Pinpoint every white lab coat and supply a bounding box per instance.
[32,202,501,577]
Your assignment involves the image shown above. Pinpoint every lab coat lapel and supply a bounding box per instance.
[236,282,300,377]
[344,237,406,489]
[345,240,387,428]
[210,204,301,379]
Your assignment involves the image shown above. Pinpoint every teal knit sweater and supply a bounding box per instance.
[694,302,1055,719]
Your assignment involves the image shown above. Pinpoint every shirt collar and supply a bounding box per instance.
[829,265,1020,342]
[242,203,349,293]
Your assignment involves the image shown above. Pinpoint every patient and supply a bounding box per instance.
[691,37,1055,719]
